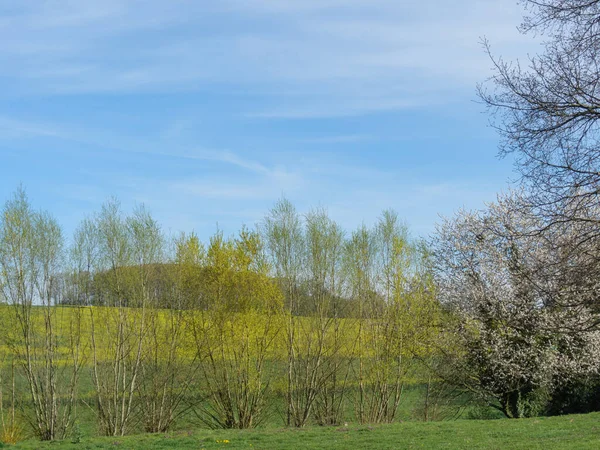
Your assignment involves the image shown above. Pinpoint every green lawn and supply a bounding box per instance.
[9,412,600,450]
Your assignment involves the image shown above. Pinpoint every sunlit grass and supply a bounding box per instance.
[10,412,600,449]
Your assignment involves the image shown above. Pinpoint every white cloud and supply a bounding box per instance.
[0,0,538,117]
[0,114,277,176]
[168,165,304,201]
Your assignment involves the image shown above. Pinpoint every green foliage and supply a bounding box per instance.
[546,376,600,416]
[466,404,506,421]
[516,388,551,419]
[70,422,82,444]
[190,229,284,429]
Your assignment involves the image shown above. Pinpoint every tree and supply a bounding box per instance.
[479,0,600,228]
[479,0,600,357]
[87,200,163,436]
[262,199,305,426]
[0,188,83,440]
[432,192,600,417]
[305,208,351,426]
[191,229,283,429]
[343,213,440,424]
[343,222,376,423]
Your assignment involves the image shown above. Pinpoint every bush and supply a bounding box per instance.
[546,377,600,416]
[516,388,550,418]
[466,406,502,420]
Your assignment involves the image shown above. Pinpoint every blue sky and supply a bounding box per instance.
[0,0,538,241]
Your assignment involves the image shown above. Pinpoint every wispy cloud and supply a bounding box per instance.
[0,114,276,176]
[195,151,270,175]
[0,0,537,117]
[0,116,66,140]
[0,0,523,240]
[300,134,371,144]
[167,163,304,201]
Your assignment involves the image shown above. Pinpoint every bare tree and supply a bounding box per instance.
[480,0,600,230]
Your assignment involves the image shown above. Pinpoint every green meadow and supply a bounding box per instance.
[10,412,600,450]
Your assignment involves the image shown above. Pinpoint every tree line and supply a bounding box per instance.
[0,190,443,441]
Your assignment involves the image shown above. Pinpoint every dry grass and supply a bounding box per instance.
[1,420,24,445]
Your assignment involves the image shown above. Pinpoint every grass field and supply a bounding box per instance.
[7,412,600,449]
